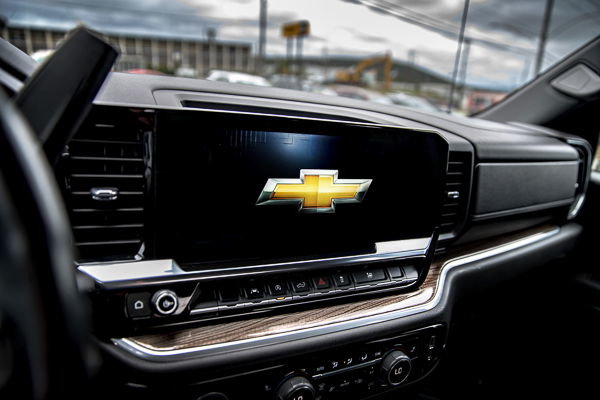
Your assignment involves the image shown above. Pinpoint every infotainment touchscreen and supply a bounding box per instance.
[154,110,448,267]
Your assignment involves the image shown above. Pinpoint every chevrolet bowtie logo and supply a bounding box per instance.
[256,169,372,213]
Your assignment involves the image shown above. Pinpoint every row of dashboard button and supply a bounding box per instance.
[307,348,385,377]
[190,264,419,315]
[305,328,442,378]
[303,326,444,397]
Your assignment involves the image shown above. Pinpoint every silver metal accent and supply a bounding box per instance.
[79,259,181,283]
[256,169,372,213]
[568,193,585,219]
[77,237,432,288]
[152,290,178,315]
[218,302,252,312]
[374,238,428,254]
[90,187,119,201]
[566,138,592,220]
[189,306,220,316]
[447,191,460,200]
[111,227,560,361]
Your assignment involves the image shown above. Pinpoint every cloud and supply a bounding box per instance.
[1,0,598,90]
[1,0,219,39]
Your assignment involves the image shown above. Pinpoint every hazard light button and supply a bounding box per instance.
[313,276,331,290]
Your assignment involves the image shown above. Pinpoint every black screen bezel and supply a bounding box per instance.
[152,108,449,269]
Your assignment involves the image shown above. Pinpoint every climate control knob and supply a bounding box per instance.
[380,350,412,386]
[151,289,179,315]
[275,375,315,400]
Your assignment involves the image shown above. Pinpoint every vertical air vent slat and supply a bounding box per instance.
[61,110,148,262]
[439,151,472,238]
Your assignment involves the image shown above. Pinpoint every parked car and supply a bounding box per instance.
[124,68,165,75]
[206,69,272,86]
[387,92,440,112]
[327,84,394,105]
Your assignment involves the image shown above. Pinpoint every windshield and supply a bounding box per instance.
[2,0,599,114]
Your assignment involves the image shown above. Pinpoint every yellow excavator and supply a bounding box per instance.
[335,52,392,91]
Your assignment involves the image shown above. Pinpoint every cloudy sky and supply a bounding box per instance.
[1,0,599,89]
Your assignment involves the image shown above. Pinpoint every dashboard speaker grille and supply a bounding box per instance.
[62,109,148,261]
[439,151,472,238]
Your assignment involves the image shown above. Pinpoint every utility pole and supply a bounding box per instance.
[296,35,303,78]
[322,45,329,79]
[457,38,471,109]
[286,37,293,74]
[257,0,267,74]
[534,0,554,75]
[447,0,470,113]
[407,49,416,65]
[281,20,310,80]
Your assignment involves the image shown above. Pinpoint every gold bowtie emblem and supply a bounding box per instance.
[256,169,372,213]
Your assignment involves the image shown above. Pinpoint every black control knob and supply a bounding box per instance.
[380,350,412,386]
[151,289,179,315]
[275,375,315,400]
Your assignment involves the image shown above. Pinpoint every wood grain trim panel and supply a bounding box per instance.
[126,225,557,353]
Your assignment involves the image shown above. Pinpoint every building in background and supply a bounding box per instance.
[1,23,508,114]
[1,23,253,77]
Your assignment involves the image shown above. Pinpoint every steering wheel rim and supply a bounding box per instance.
[0,90,94,399]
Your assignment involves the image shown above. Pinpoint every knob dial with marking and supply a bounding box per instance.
[380,350,412,386]
[275,375,315,400]
[151,289,179,315]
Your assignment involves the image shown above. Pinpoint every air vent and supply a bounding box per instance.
[439,151,472,239]
[62,109,150,261]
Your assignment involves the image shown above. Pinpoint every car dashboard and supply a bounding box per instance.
[41,68,588,400]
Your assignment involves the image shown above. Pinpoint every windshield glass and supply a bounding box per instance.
[2,0,599,114]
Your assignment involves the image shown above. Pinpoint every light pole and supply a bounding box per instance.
[257,0,267,74]
[447,0,471,113]
[534,0,554,75]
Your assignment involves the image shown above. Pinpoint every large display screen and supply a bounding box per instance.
[154,110,448,268]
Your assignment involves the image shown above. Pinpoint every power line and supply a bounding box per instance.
[351,0,540,56]
[549,12,600,37]
[535,0,554,75]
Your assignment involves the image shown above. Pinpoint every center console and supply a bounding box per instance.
[145,325,445,400]
[72,106,448,337]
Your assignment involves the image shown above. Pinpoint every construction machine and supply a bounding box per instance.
[335,52,392,91]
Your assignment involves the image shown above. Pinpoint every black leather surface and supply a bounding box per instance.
[0,89,94,399]
[96,73,579,162]
[478,37,600,125]
[474,161,579,217]
[15,27,117,164]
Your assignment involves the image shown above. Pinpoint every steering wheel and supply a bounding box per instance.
[0,90,94,399]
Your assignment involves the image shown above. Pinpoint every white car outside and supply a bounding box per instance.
[206,70,272,87]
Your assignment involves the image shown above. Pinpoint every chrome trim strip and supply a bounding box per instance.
[112,227,560,361]
[374,238,429,254]
[79,259,181,283]
[77,237,431,287]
